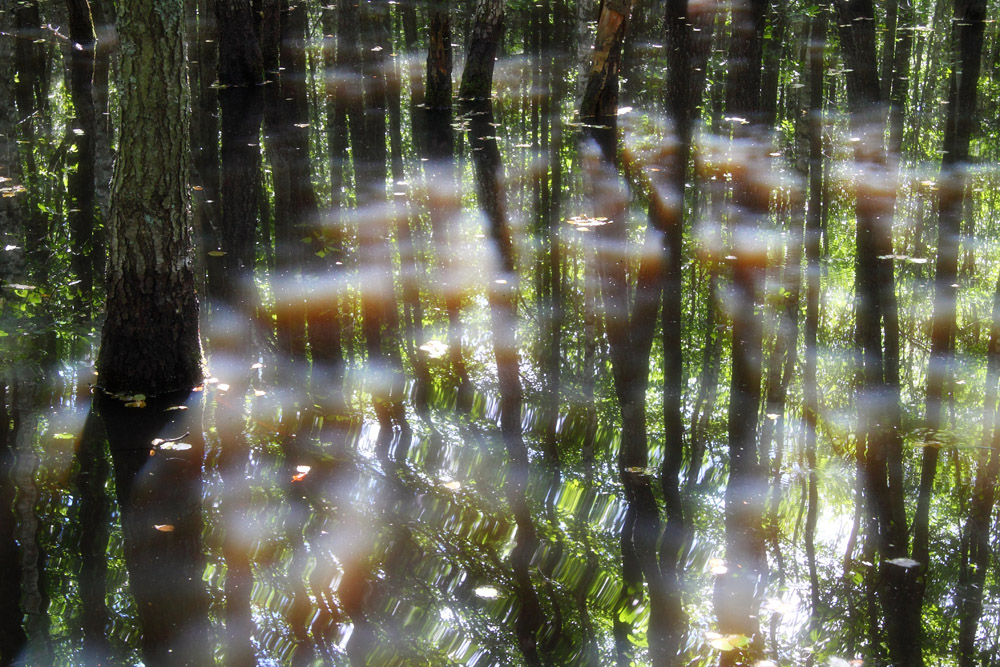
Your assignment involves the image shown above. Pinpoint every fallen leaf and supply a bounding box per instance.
[52,433,75,440]
[153,524,175,532]
[125,400,146,408]
[160,442,192,451]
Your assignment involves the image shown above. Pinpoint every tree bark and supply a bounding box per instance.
[426,0,453,109]
[97,0,204,395]
[458,0,504,101]
[579,0,632,120]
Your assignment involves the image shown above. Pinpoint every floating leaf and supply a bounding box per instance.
[125,400,146,408]
[207,250,226,256]
[251,362,263,369]
[886,557,920,568]
[160,442,192,451]
[217,383,230,392]
[165,405,188,411]
[442,480,461,491]
[254,389,266,397]
[153,524,175,532]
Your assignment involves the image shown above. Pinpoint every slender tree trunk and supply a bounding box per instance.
[804,4,826,619]
[579,0,632,120]
[215,0,264,306]
[913,0,986,635]
[958,272,1000,667]
[65,0,98,306]
[426,0,453,109]
[834,0,915,661]
[458,0,504,101]
[0,382,27,663]
[716,0,769,660]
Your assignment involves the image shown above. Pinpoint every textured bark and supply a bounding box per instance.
[96,0,204,395]
[579,0,632,120]
[458,0,504,101]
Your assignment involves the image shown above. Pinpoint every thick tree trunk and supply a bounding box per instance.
[97,0,204,395]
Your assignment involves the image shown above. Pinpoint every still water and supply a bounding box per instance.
[3,2,1000,666]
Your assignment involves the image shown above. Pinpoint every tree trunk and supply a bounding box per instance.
[579,0,632,120]
[458,0,504,101]
[716,0,769,660]
[65,0,99,306]
[833,0,915,661]
[913,0,986,636]
[426,0,453,109]
[97,0,204,395]
[214,0,264,306]
[804,4,826,618]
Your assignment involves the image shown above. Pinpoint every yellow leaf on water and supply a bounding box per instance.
[153,524,175,532]
[207,250,226,256]
[125,400,146,408]
[52,433,74,440]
